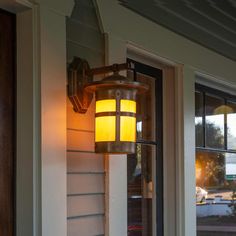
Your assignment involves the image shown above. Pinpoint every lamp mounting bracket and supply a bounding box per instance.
[67,57,93,113]
[67,57,130,113]
[87,62,129,76]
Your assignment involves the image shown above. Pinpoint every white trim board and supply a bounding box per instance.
[195,73,236,96]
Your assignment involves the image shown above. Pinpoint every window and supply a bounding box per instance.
[127,59,163,236]
[195,84,236,236]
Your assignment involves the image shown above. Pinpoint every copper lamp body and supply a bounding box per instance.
[67,57,148,154]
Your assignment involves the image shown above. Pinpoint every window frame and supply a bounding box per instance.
[195,83,236,154]
[195,83,236,234]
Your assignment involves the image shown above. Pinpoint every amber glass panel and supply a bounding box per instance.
[96,99,116,113]
[120,116,136,142]
[95,116,116,142]
[127,144,156,236]
[205,95,224,149]
[120,99,136,113]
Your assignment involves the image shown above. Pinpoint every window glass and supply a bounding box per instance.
[195,86,236,236]
[127,70,156,142]
[196,151,236,235]
[227,101,236,150]
[205,95,224,149]
[195,91,204,147]
[128,144,156,236]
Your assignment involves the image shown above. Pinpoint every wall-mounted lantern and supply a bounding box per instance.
[67,57,148,154]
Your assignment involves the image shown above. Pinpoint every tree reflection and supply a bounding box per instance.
[196,121,225,189]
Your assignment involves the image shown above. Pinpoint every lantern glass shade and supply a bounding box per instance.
[85,73,148,153]
[120,99,136,113]
[120,99,136,142]
[95,116,116,142]
[96,99,116,113]
[120,116,136,142]
[95,99,117,142]
[94,96,137,150]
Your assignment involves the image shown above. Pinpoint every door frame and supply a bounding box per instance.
[127,44,182,236]
[104,36,184,236]
[0,8,16,236]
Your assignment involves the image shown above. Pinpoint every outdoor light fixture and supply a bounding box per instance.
[67,57,148,154]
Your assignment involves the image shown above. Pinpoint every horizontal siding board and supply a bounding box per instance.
[67,174,104,195]
[67,41,104,67]
[67,152,103,172]
[67,215,104,236]
[67,195,104,217]
[67,98,95,131]
[67,19,104,53]
[67,129,94,151]
[67,1,105,234]
[68,193,104,197]
[68,213,104,220]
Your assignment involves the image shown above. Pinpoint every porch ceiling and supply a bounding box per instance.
[118,0,236,61]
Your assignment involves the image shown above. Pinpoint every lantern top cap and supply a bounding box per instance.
[84,73,149,94]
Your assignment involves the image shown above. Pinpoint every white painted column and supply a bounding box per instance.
[13,0,73,235]
[182,66,196,236]
[17,9,36,236]
[39,6,68,236]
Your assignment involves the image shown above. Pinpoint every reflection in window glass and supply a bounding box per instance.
[225,153,236,180]
[205,95,224,149]
[195,92,204,147]
[195,86,236,235]
[127,70,156,142]
[127,144,156,236]
[196,151,236,235]
[227,102,236,150]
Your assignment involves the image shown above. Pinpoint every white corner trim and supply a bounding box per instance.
[40,7,67,236]
[16,1,69,235]
[16,2,41,236]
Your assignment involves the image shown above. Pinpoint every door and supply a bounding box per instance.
[0,9,16,236]
[127,59,163,236]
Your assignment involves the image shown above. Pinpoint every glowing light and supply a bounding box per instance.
[96,99,116,113]
[120,99,136,113]
[95,116,116,142]
[120,116,136,142]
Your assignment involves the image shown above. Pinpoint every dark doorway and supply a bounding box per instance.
[0,9,16,236]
